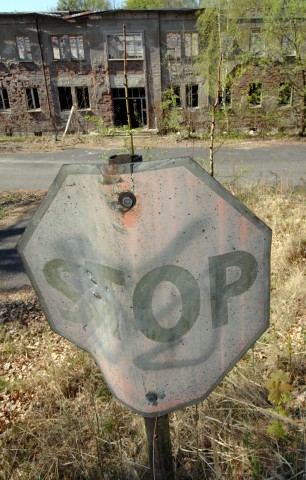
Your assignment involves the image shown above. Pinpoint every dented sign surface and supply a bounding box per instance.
[17,158,271,416]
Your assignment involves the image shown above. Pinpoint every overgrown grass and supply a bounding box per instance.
[0,185,305,479]
[0,192,23,219]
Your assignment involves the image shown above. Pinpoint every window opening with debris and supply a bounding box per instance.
[76,86,90,109]
[16,36,32,61]
[58,87,73,110]
[108,34,143,60]
[0,88,10,110]
[112,87,146,127]
[26,88,40,109]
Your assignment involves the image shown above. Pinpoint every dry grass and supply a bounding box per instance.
[0,184,305,480]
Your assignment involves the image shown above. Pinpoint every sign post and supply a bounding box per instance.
[145,415,174,480]
[17,157,271,478]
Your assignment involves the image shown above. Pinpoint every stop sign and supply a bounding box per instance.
[17,158,271,416]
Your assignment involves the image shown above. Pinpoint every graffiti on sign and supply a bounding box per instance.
[17,158,271,416]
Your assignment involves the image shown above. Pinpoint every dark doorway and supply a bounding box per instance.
[112,88,147,128]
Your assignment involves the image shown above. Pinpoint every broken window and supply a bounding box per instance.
[76,86,90,109]
[58,87,73,110]
[184,33,198,58]
[112,87,146,127]
[108,34,143,60]
[69,35,85,61]
[26,88,40,109]
[51,35,84,61]
[166,32,181,59]
[16,36,32,61]
[250,30,265,57]
[0,88,10,110]
[278,82,292,106]
[248,82,262,106]
[51,35,68,60]
[186,84,198,108]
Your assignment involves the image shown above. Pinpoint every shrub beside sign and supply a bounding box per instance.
[17,158,271,416]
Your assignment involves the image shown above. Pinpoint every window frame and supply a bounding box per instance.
[250,30,265,57]
[0,88,10,110]
[16,35,33,62]
[51,35,68,61]
[26,87,40,110]
[107,33,143,61]
[50,34,85,61]
[166,32,181,60]
[75,86,90,110]
[69,35,85,61]
[172,85,181,108]
[58,86,73,111]
[184,32,199,59]
[186,84,199,109]
[218,84,232,108]
[281,35,296,57]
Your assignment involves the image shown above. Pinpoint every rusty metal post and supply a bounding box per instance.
[144,414,174,480]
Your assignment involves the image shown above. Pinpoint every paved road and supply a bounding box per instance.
[0,143,305,293]
[0,143,305,190]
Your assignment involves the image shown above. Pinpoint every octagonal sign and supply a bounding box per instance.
[17,157,271,417]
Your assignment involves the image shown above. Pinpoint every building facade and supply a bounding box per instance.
[0,9,304,136]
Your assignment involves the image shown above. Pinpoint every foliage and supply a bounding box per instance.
[260,0,306,136]
[85,114,116,135]
[196,1,255,174]
[266,370,293,408]
[123,0,200,8]
[265,369,293,439]
[157,88,182,134]
[197,0,250,104]
[56,0,110,10]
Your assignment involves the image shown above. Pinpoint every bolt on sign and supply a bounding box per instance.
[17,158,271,417]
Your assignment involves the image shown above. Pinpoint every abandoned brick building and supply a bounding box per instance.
[0,8,304,136]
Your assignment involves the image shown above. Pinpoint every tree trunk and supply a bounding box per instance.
[209,52,223,177]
